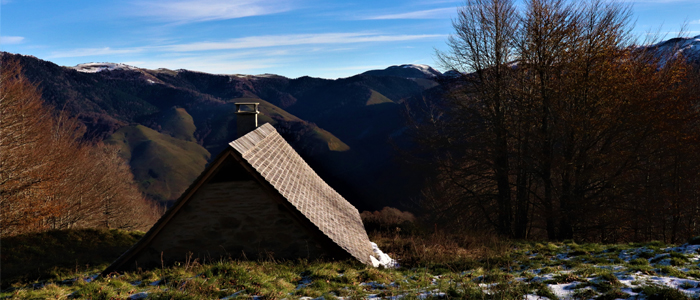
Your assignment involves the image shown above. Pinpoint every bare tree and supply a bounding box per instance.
[435,0,521,237]
[417,0,700,241]
[1,58,160,237]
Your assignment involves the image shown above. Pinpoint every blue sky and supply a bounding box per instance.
[1,0,698,79]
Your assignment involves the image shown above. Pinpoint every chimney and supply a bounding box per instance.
[235,102,259,137]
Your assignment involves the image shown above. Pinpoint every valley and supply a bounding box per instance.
[2,52,447,210]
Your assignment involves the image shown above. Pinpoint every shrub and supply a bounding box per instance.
[687,270,700,279]
[368,231,505,270]
[651,254,671,264]
[670,257,689,267]
[565,259,584,269]
[71,281,118,300]
[551,273,581,284]
[638,251,656,259]
[596,289,629,300]
[679,281,697,289]
[629,258,650,266]
[540,266,558,275]
[658,266,686,278]
[647,241,666,248]
[641,285,691,300]
[476,270,513,283]
[574,265,598,278]
[590,273,621,293]
[599,273,620,285]
[688,236,700,245]
[573,288,598,300]
[489,281,530,300]
[628,264,656,275]
[530,281,558,300]
[669,252,690,267]
[361,207,417,234]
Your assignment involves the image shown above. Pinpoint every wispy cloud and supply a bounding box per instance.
[45,32,444,59]
[130,0,292,23]
[0,36,25,44]
[49,47,143,58]
[321,65,388,71]
[690,19,700,25]
[364,8,454,20]
[162,33,445,52]
[643,31,700,37]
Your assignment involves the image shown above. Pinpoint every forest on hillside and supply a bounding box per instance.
[407,0,700,243]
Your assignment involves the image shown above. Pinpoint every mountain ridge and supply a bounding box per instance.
[4,34,697,212]
[2,52,434,211]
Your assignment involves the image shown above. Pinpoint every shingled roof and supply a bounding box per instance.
[230,123,375,264]
[103,123,375,273]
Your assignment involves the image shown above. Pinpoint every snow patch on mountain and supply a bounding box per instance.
[650,35,700,57]
[254,73,284,78]
[398,64,442,77]
[362,64,442,79]
[395,64,442,78]
[646,35,700,67]
[72,62,138,73]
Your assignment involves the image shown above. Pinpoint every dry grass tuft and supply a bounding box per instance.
[370,231,510,270]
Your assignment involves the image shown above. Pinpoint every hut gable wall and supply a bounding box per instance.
[126,170,329,270]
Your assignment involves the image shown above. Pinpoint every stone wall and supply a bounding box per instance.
[128,180,329,269]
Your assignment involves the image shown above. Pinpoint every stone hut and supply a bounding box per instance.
[103,103,375,273]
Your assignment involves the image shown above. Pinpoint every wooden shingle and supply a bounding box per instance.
[231,124,374,264]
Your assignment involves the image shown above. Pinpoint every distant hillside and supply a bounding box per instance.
[140,107,198,142]
[2,53,440,210]
[362,64,442,79]
[7,35,693,211]
[105,124,210,201]
[646,35,700,62]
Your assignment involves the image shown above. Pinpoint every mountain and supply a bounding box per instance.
[72,62,139,73]
[644,35,700,68]
[363,64,442,79]
[362,64,442,91]
[648,35,700,59]
[3,52,439,211]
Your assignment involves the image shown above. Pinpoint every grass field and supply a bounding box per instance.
[366,90,394,106]
[0,229,144,290]
[154,107,197,142]
[2,231,699,299]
